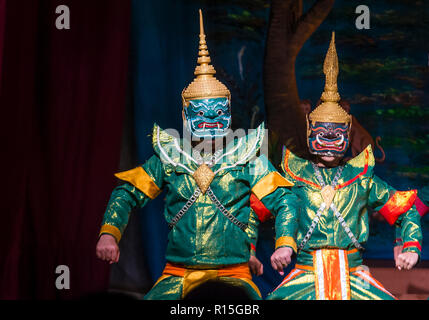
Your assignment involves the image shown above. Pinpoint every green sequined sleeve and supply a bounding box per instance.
[397,205,422,256]
[367,175,395,210]
[270,189,299,253]
[394,225,403,246]
[248,154,298,253]
[368,175,422,256]
[246,209,259,256]
[99,155,165,242]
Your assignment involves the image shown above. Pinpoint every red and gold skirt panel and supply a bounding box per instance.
[268,248,396,300]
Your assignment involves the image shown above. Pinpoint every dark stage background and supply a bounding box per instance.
[0,0,428,299]
[0,0,131,299]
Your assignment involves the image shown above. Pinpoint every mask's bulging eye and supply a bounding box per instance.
[217,110,224,116]
[198,111,204,117]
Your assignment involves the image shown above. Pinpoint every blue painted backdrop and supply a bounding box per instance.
[130,0,196,282]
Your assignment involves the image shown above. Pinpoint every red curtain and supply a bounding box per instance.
[0,0,5,90]
[0,0,131,299]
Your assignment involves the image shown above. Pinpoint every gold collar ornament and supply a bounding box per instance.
[321,185,336,209]
[308,32,352,128]
[181,9,231,107]
[192,163,215,194]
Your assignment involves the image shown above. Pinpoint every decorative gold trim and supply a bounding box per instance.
[161,262,257,298]
[321,185,336,208]
[192,164,215,194]
[251,171,294,200]
[114,166,161,200]
[309,32,351,125]
[379,189,418,225]
[320,32,340,104]
[99,224,122,243]
[182,269,218,298]
[151,274,171,289]
[275,236,297,253]
[181,9,230,106]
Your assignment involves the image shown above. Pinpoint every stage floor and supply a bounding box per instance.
[365,260,429,300]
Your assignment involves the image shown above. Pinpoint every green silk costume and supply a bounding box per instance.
[267,145,422,300]
[100,123,297,299]
[395,186,428,246]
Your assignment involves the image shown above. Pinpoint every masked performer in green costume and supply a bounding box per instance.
[266,33,422,300]
[95,10,297,300]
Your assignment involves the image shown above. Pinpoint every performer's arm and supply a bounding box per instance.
[393,186,428,264]
[96,155,164,263]
[99,155,164,242]
[247,208,264,276]
[393,225,403,263]
[246,208,260,257]
[368,175,422,269]
[249,155,298,275]
[99,183,152,242]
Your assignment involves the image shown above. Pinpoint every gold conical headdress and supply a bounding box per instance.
[181,9,231,107]
[309,32,351,125]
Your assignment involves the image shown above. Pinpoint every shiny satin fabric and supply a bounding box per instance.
[144,262,261,299]
[279,145,422,255]
[144,273,261,300]
[268,267,396,300]
[379,190,417,225]
[114,166,162,199]
[313,249,351,300]
[100,123,297,269]
[268,248,396,300]
[268,144,422,300]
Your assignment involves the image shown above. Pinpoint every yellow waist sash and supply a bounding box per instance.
[156,262,260,298]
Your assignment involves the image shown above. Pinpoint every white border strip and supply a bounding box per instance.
[315,250,325,300]
[214,125,262,174]
[338,250,348,300]
[173,138,198,164]
[355,270,395,298]
[157,126,194,174]
[274,269,302,291]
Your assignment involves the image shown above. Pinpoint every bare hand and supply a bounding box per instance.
[249,255,264,276]
[96,234,120,264]
[396,252,418,270]
[271,247,293,276]
[393,245,403,265]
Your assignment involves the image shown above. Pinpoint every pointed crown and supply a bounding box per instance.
[309,32,351,125]
[181,9,231,107]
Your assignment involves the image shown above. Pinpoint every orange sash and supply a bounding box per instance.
[157,262,260,298]
[311,249,352,300]
[163,262,252,279]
